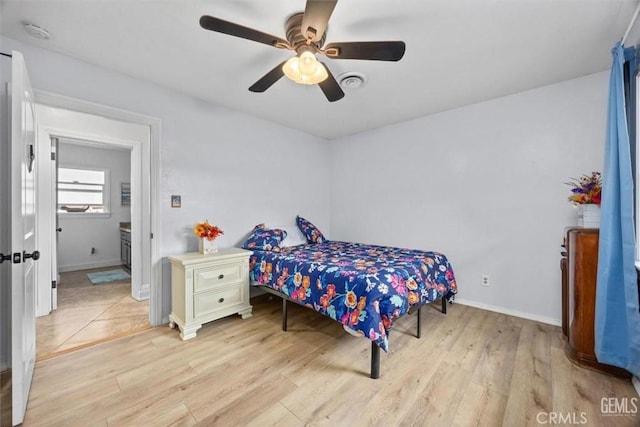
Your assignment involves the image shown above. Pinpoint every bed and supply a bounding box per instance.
[248,239,458,378]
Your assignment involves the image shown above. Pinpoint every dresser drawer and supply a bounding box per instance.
[194,262,243,293]
[194,284,243,318]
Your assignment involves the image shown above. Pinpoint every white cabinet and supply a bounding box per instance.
[168,248,252,340]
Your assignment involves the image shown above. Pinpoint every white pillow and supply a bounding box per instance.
[273,225,307,247]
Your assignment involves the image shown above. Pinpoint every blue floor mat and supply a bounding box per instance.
[87,269,131,285]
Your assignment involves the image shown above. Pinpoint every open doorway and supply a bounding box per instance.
[32,99,161,359]
[36,139,150,359]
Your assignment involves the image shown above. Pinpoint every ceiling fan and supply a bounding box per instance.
[199,0,406,102]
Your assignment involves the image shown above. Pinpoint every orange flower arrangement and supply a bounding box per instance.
[193,220,224,241]
[566,172,602,205]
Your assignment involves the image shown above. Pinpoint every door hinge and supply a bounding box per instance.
[150,233,154,239]
[51,152,56,161]
[51,280,57,289]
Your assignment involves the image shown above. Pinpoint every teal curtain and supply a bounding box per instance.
[595,42,640,377]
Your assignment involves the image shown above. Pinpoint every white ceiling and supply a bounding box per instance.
[1,0,637,139]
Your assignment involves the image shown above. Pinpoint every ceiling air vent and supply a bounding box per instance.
[338,72,367,90]
[23,23,51,40]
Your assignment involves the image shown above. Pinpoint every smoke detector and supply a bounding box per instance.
[23,23,51,40]
[338,72,367,90]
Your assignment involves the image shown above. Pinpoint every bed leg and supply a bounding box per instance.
[282,298,288,331]
[441,296,447,314]
[370,342,380,379]
[417,305,422,339]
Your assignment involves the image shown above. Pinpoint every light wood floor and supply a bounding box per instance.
[0,370,10,427]
[36,266,151,360]
[24,298,637,426]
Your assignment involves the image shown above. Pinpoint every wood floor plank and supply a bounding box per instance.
[22,299,639,426]
[106,402,196,426]
[244,402,301,427]
[28,328,187,402]
[501,321,555,426]
[195,374,298,425]
[278,340,375,423]
[469,313,523,394]
[349,308,460,426]
[450,382,508,427]
[184,344,303,421]
[397,361,474,427]
[24,376,121,423]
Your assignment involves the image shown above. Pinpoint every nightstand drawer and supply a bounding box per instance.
[194,262,242,292]
[194,284,243,318]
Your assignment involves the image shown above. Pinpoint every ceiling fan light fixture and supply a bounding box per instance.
[282,51,328,85]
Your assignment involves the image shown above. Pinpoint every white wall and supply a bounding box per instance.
[330,72,607,324]
[1,37,331,321]
[56,141,131,272]
[1,35,608,325]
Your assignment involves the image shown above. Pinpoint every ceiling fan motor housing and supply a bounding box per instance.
[285,13,326,54]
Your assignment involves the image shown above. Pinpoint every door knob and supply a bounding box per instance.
[56,227,62,232]
[23,250,40,261]
[0,253,11,264]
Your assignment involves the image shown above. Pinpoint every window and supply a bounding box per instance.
[57,166,109,214]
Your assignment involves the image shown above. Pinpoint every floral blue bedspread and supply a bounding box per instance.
[249,241,458,351]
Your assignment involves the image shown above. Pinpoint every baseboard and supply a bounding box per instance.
[454,298,561,327]
[132,283,150,301]
[633,376,640,396]
[58,260,122,272]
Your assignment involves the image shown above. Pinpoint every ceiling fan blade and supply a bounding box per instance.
[248,60,287,93]
[324,41,406,61]
[301,0,338,43]
[318,63,344,102]
[200,15,290,49]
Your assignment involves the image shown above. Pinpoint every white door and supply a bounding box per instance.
[51,137,58,310]
[10,50,37,426]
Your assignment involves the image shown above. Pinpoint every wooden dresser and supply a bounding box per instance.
[169,248,253,340]
[561,228,630,378]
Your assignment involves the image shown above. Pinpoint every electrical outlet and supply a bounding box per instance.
[481,274,490,287]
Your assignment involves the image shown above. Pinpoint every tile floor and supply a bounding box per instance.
[35,266,151,360]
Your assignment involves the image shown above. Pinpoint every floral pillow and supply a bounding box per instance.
[296,216,326,244]
[242,224,287,252]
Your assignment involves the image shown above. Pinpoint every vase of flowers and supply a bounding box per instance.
[193,220,224,254]
[566,172,602,228]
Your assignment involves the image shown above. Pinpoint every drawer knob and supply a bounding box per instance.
[218,274,224,280]
[218,297,224,303]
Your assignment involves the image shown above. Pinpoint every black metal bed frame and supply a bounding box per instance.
[259,286,448,379]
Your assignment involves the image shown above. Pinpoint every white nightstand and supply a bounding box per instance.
[168,247,253,340]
